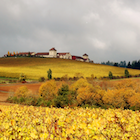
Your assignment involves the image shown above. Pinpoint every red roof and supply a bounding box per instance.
[83,53,88,56]
[72,55,84,60]
[57,53,69,55]
[49,48,57,51]
[35,52,49,55]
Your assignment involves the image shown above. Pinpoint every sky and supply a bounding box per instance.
[0,0,140,63]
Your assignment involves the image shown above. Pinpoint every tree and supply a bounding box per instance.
[125,69,129,78]
[53,84,70,107]
[13,51,15,56]
[114,63,118,67]
[39,80,57,100]
[127,61,131,68]
[47,69,52,80]
[28,52,31,57]
[109,71,113,79]
[7,51,10,56]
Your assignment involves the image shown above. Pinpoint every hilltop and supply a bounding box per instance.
[0,57,140,80]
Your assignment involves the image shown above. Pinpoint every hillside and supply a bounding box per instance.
[0,57,140,79]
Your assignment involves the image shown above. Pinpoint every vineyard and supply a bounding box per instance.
[1,57,140,139]
[0,57,140,79]
[0,105,140,139]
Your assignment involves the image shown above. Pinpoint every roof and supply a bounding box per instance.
[35,52,49,55]
[83,53,88,56]
[72,55,84,59]
[49,48,57,51]
[57,52,69,55]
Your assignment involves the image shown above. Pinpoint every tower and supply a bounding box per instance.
[49,48,57,57]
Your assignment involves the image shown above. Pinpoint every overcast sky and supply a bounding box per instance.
[0,0,140,63]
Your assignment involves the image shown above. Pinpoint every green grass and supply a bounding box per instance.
[0,57,140,80]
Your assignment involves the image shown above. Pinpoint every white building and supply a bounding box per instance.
[57,52,72,59]
[83,53,90,62]
[49,48,57,58]
[35,48,72,59]
[14,47,93,63]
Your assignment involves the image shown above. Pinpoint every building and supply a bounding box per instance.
[35,52,49,57]
[83,53,90,62]
[17,52,35,57]
[49,48,57,58]
[4,48,93,63]
[57,53,72,59]
[72,56,84,61]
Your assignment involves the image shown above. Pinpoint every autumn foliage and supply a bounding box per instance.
[39,80,58,100]
[7,78,140,110]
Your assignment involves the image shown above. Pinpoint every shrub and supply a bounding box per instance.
[24,97,35,106]
[14,86,30,98]
[109,71,113,79]
[76,84,104,106]
[53,84,70,108]
[125,69,129,78]
[128,93,140,110]
[19,73,26,82]
[70,78,91,91]
[115,80,137,90]
[61,74,69,81]
[39,80,58,100]
[12,96,18,103]
[103,88,135,109]
[76,85,94,106]
[19,97,25,103]
[39,77,45,82]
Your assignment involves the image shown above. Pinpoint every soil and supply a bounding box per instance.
[0,82,42,106]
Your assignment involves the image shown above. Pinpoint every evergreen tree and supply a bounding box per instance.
[47,69,52,80]
[127,61,131,68]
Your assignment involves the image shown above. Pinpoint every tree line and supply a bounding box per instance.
[101,60,140,70]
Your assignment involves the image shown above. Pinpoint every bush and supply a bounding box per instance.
[19,97,25,103]
[36,97,47,106]
[125,69,129,78]
[70,78,91,91]
[14,86,30,98]
[109,71,113,79]
[103,88,135,109]
[61,74,69,81]
[24,97,36,106]
[39,77,45,82]
[53,84,70,108]
[39,80,58,100]
[12,96,18,103]
[19,73,26,82]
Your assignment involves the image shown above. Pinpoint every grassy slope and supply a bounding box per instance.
[0,57,140,80]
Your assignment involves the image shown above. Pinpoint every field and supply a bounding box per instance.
[0,83,42,101]
[0,57,140,80]
[0,78,140,139]
[0,104,140,139]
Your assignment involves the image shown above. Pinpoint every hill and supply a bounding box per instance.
[0,57,140,80]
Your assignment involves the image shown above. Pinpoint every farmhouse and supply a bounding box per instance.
[4,47,93,63]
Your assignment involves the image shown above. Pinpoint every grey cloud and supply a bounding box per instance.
[0,0,140,63]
